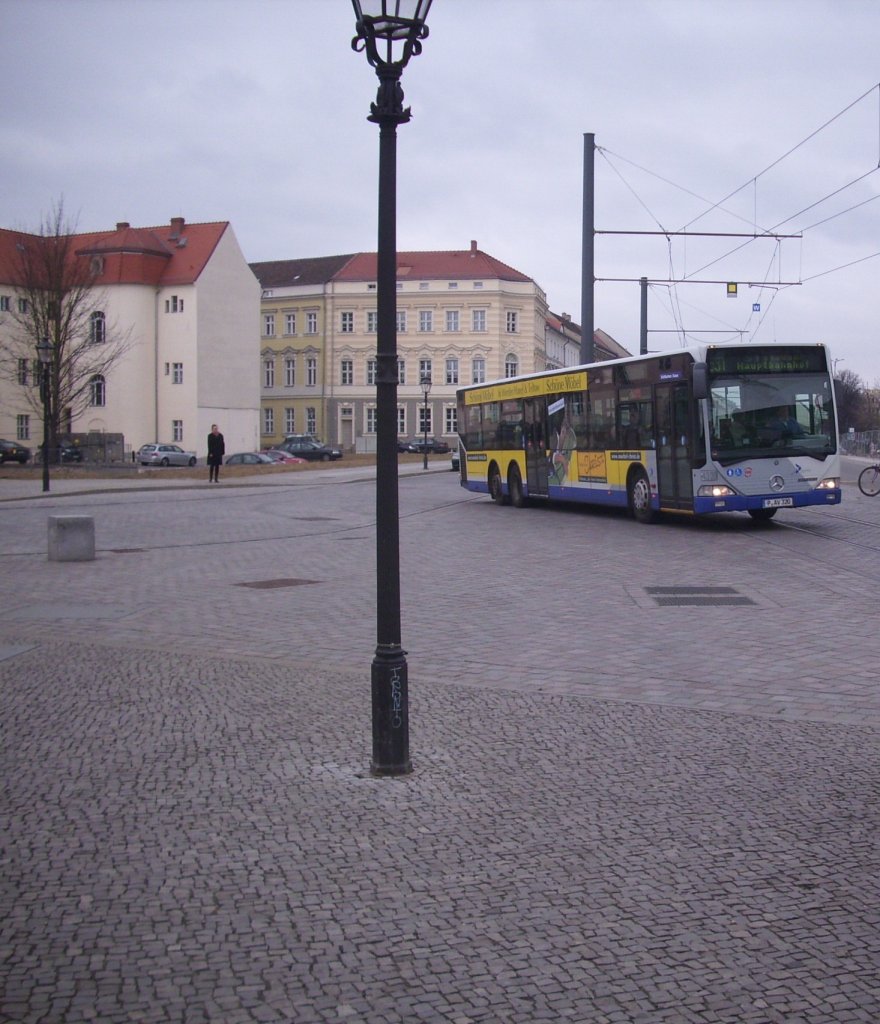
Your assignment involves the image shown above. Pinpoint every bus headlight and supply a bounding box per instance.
[817,477,839,490]
[697,483,736,498]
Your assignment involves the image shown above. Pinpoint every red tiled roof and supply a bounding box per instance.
[331,246,534,284]
[0,218,230,288]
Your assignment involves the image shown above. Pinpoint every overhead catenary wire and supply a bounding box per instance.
[595,83,880,345]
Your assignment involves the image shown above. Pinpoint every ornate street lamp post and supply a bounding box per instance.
[420,373,432,470]
[351,0,432,776]
[36,336,52,494]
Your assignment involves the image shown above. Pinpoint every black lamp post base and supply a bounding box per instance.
[371,646,412,776]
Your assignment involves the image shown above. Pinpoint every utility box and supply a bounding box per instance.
[48,516,95,562]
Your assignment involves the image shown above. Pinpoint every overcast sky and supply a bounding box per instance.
[2,0,878,382]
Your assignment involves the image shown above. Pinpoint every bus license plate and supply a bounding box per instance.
[763,497,794,508]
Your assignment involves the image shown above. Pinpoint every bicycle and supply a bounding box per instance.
[858,463,880,496]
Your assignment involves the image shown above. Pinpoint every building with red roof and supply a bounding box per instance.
[251,242,628,451]
[0,217,260,460]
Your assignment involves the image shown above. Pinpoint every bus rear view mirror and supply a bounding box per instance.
[692,362,708,400]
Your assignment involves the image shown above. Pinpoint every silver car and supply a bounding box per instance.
[138,443,197,467]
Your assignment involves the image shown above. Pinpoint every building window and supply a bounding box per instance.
[448,282,458,290]
[505,353,519,378]
[89,374,106,407]
[419,282,429,291]
[263,313,276,337]
[397,358,406,385]
[16,358,28,386]
[367,310,378,333]
[285,408,295,434]
[285,312,296,335]
[366,407,378,433]
[419,358,432,383]
[445,406,457,435]
[445,357,459,385]
[284,357,296,387]
[474,282,483,290]
[418,310,433,332]
[419,404,432,435]
[396,407,406,435]
[506,311,518,333]
[172,419,183,442]
[264,358,275,388]
[306,312,317,334]
[90,310,106,344]
[341,311,354,334]
[307,357,317,387]
[172,362,183,384]
[396,310,407,333]
[0,296,9,311]
[472,309,486,332]
[306,407,316,434]
[472,357,486,384]
[341,358,353,385]
[446,310,459,332]
[263,407,274,434]
[367,358,377,385]
[18,298,29,314]
[16,414,29,440]
[165,295,184,313]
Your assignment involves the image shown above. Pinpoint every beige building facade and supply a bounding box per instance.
[252,243,628,452]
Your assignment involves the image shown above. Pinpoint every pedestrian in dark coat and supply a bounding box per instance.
[207,424,225,482]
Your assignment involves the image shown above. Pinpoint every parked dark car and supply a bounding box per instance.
[38,442,83,463]
[406,438,450,454]
[225,452,276,466]
[276,439,342,461]
[0,439,31,464]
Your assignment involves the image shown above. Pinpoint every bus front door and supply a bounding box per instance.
[655,382,694,510]
[524,398,549,497]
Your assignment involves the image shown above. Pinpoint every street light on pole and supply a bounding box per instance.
[36,336,52,494]
[420,373,432,470]
[351,0,432,776]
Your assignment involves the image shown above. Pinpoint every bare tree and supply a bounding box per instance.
[0,200,131,456]
[833,368,869,433]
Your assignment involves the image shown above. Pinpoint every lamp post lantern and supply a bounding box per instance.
[36,336,52,494]
[352,0,432,776]
[420,373,432,470]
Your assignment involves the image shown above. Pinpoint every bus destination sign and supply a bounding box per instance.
[707,346,826,375]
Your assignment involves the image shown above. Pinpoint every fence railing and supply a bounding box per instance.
[840,430,880,456]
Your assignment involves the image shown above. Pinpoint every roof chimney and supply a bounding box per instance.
[170,216,185,238]
[116,222,130,231]
[470,240,478,255]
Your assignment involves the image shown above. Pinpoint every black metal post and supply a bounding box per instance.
[421,377,431,470]
[370,70,412,776]
[352,0,431,777]
[41,376,49,493]
[37,337,51,493]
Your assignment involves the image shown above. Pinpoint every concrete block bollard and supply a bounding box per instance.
[48,515,95,562]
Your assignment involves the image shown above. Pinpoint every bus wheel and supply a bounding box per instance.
[748,508,778,522]
[628,469,656,524]
[489,464,508,506]
[509,465,526,508]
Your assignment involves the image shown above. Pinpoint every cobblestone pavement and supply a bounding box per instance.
[1,463,879,1023]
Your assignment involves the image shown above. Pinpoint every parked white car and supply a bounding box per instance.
[138,443,197,467]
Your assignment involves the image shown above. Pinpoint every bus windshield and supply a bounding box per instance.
[707,371,836,463]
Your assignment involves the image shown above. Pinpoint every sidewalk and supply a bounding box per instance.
[1,468,879,1023]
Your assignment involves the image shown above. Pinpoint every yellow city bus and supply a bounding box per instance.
[455,343,841,523]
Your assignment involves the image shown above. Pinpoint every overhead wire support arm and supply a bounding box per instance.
[596,277,802,286]
[595,230,802,239]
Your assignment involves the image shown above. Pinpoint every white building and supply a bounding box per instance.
[0,216,260,459]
